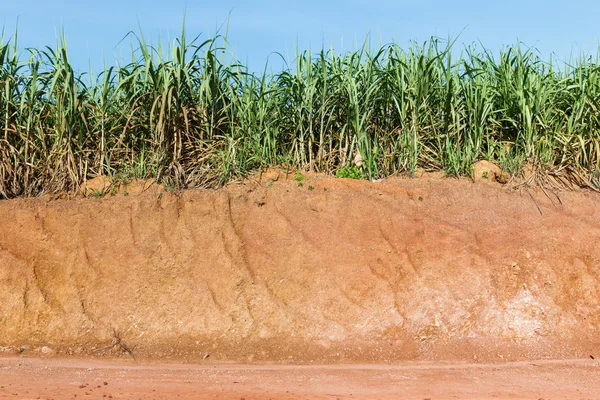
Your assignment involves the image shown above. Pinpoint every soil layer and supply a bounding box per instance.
[1,173,600,363]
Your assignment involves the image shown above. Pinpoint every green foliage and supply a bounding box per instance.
[336,165,364,180]
[2,23,600,198]
[89,189,105,199]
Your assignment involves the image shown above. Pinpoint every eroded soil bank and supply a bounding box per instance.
[1,173,599,363]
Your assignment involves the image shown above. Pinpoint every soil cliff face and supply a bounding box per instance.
[1,175,599,362]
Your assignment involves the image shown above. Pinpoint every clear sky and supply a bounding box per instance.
[3,0,600,73]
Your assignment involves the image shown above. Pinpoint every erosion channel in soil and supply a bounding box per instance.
[1,172,599,363]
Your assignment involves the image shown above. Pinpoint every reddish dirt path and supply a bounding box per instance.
[0,357,598,400]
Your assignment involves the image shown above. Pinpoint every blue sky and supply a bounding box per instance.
[3,0,600,73]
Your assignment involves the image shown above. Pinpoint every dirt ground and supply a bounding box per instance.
[1,171,600,396]
[1,172,600,362]
[1,357,599,399]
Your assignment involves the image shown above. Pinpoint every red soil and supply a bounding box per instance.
[1,357,598,399]
[1,171,599,397]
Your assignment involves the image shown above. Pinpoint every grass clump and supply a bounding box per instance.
[336,165,364,180]
[2,23,600,199]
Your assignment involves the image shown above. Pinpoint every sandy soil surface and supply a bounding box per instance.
[1,357,598,400]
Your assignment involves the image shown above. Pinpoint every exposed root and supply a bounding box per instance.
[91,329,136,361]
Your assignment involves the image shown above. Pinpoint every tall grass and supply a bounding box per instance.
[1,25,600,198]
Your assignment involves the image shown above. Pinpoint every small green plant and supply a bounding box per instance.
[298,182,303,187]
[294,171,304,182]
[336,165,364,180]
[89,189,104,199]
[482,171,489,179]
[308,185,314,191]
[123,190,129,197]
[267,180,274,187]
